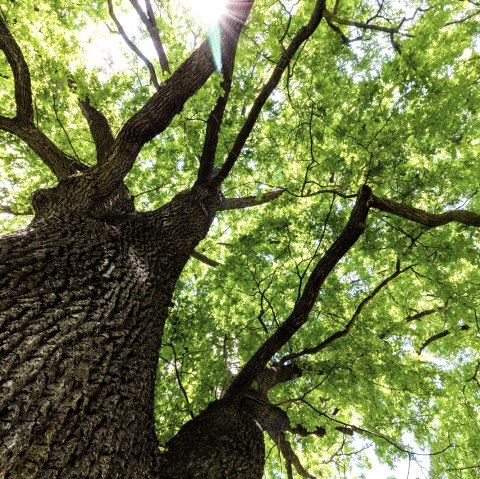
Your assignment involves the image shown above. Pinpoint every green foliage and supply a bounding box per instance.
[2,0,480,477]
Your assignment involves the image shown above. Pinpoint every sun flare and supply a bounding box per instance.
[181,0,227,27]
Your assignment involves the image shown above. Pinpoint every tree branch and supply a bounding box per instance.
[418,324,470,355]
[169,344,195,420]
[52,94,80,161]
[196,0,257,184]
[0,16,33,121]
[212,0,327,187]
[107,0,161,90]
[406,307,441,322]
[195,76,233,183]
[302,399,453,456]
[372,195,480,227]
[0,18,83,179]
[0,204,33,216]
[0,115,84,179]
[323,9,413,36]
[129,0,170,74]
[278,434,315,479]
[280,259,411,363]
[78,98,115,164]
[191,250,220,268]
[325,17,355,44]
[243,389,348,478]
[257,363,302,396]
[223,185,372,402]
[219,189,286,210]
[71,1,254,210]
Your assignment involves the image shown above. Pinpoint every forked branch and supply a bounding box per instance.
[73,1,254,210]
[0,17,82,179]
[129,0,170,74]
[223,186,480,398]
[224,185,372,401]
[212,0,327,186]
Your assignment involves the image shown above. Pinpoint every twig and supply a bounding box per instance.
[219,189,286,210]
[129,0,170,73]
[107,0,160,89]
[191,250,220,268]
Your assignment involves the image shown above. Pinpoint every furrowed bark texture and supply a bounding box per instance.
[158,400,265,479]
[0,186,222,478]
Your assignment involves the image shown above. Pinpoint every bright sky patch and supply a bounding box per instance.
[181,0,227,27]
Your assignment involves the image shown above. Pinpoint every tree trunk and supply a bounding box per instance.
[158,400,265,479]
[0,185,267,478]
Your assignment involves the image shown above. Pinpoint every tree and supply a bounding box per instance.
[1,0,480,477]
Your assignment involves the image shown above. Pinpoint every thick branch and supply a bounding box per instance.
[129,0,170,74]
[191,250,220,268]
[372,195,480,227]
[0,116,83,179]
[0,19,83,179]
[219,189,285,210]
[74,1,253,209]
[281,260,410,363]
[0,17,33,121]
[196,0,252,184]
[78,99,114,164]
[278,434,315,479]
[107,0,160,90]
[212,0,327,186]
[196,78,233,183]
[224,185,372,402]
[418,324,470,354]
[256,363,302,396]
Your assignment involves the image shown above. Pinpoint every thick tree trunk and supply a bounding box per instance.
[1,215,165,477]
[0,185,266,478]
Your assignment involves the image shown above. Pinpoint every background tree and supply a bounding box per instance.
[1,0,480,477]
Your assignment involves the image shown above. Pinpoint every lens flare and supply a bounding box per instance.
[181,0,227,72]
[181,0,227,27]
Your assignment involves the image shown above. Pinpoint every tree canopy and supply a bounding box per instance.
[1,0,480,477]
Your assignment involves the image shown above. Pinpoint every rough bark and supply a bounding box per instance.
[158,400,265,479]
[0,185,222,478]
